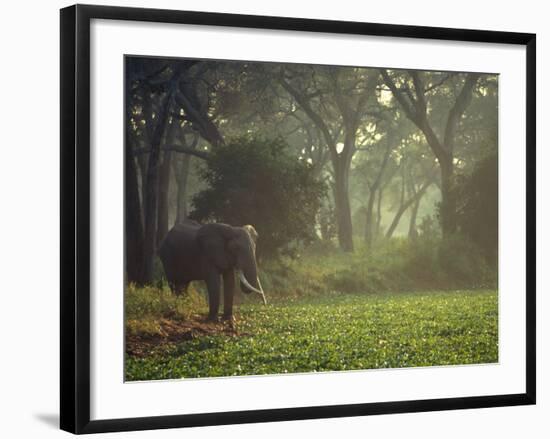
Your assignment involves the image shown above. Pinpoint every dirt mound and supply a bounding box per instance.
[126,317,247,358]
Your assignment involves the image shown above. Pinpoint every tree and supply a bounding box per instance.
[125,98,145,284]
[278,65,380,251]
[353,117,402,247]
[380,70,480,236]
[141,81,174,285]
[190,136,327,257]
[125,58,222,284]
[384,167,435,239]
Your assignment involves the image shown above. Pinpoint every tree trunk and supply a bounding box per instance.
[125,71,144,285]
[142,93,172,284]
[157,121,180,244]
[376,187,383,237]
[125,141,145,285]
[408,197,421,240]
[385,212,405,240]
[156,149,172,245]
[364,188,377,248]
[439,157,456,236]
[174,153,191,224]
[385,173,406,239]
[386,180,433,239]
[137,152,148,214]
[364,138,392,247]
[333,156,354,252]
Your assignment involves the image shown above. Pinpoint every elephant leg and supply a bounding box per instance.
[205,272,221,321]
[222,269,235,321]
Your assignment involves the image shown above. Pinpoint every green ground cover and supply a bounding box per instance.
[125,289,497,381]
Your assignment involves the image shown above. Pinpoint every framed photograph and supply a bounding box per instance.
[60,4,536,434]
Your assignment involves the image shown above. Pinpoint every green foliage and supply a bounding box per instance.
[190,135,327,257]
[453,151,498,265]
[418,214,441,239]
[438,234,495,288]
[126,290,498,380]
[147,230,495,299]
[259,236,496,299]
[318,202,337,241]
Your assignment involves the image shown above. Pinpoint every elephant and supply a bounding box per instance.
[159,220,267,322]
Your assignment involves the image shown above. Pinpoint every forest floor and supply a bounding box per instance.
[125,289,498,381]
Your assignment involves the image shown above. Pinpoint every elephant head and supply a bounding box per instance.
[197,223,267,304]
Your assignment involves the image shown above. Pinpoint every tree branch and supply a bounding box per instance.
[175,88,224,147]
[443,73,481,151]
[424,73,453,94]
[279,75,336,158]
[133,144,210,160]
[379,69,416,123]
[163,144,210,160]
[409,71,427,116]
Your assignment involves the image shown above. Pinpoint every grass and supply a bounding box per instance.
[125,283,208,338]
[125,289,498,381]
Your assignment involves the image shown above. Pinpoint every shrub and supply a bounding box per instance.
[448,150,498,266]
[437,234,495,288]
[263,234,496,298]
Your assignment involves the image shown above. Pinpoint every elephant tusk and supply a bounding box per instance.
[256,276,267,305]
[238,270,261,294]
[238,271,267,305]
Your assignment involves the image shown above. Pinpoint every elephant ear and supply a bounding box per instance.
[197,223,238,271]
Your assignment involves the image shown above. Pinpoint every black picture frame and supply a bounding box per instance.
[60,4,536,434]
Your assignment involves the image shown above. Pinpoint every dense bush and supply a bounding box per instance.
[190,135,327,257]
[451,151,498,266]
[260,235,496,298]
[437,234,494,288]
[149,234,495,300]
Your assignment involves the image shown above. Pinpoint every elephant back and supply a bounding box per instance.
[160,222,199,251]
[159,221,202,277]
